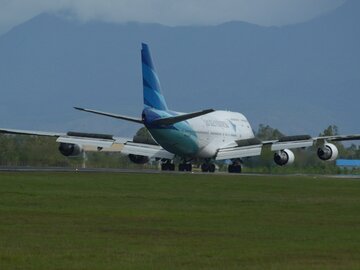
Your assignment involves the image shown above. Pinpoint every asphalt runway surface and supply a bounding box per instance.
[0,166,359,179]
[0,166,160,174]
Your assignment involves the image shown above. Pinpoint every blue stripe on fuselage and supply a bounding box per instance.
[142,108,199,157]
[149,125,199,156]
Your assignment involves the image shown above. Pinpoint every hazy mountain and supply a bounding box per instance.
[0,0,359,137]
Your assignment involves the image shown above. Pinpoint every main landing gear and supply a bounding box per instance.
[201,163,216,173]
[228,159,242,173]
[161,159,192,172]
[179,163,192,172]
[161,160,175,171]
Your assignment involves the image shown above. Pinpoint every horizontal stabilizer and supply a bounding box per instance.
[152,109,215,126]
[74,107,143,124]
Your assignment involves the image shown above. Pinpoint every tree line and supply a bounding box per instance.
[0,135,151,170]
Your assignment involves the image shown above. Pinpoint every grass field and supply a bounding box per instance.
[0,172,359,269]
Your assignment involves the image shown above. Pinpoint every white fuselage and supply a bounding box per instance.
[188,111,255,158]
[147,110,255,159]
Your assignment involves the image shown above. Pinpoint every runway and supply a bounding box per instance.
[0,166,161,174]
[0,166,359,179]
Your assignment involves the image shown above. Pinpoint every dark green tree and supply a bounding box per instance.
[319,125,339,136]
[256,124,284,140]
[133,127,157,145]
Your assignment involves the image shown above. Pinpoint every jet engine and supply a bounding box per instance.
[58,143,83,157]
[274,149,295,166]
[128,154,149,164]
[317,143,338,161]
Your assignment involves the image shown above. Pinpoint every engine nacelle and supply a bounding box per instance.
[274,149,295,166]
[128,154,149,164]
[317,143,338,161]
[58,143,83,157]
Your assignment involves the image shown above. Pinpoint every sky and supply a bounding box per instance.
[0,0,346,35]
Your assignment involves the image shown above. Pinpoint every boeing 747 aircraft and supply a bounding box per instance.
[1,43,359,173]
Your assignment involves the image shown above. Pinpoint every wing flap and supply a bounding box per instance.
[122,142,174,159]
[271,140,314,151]
[66,131,114,140]
[56,136,114,148]
[83,144,124,152]
[216,145,262,160]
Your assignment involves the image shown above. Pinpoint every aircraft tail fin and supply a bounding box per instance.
[141,43,168,111]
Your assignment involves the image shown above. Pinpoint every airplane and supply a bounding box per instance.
[1,43,360,173]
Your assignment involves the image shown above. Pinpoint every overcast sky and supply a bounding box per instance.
[0,0,346,35]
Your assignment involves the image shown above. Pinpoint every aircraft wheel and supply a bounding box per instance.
[161,163,168,171]
[228,164,241,173]
[179,163,192,172]
[201,163,215,172]
[162,162,175,171]
[201,163,209,172]
[209,164,216,173]
[186,163,192,172]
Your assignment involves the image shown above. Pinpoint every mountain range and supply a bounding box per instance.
[0,0,359,137]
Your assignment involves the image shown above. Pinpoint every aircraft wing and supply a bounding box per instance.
[57,134,174,160]
[0,128,65,137]
[216,134,360,160]
[121,142,174,160]
[314,134,360,142]
[215,138,264,160]
[0,128,128,152]
[0,128,173,158]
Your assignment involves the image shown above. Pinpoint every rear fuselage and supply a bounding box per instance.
[143,108,254,159]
